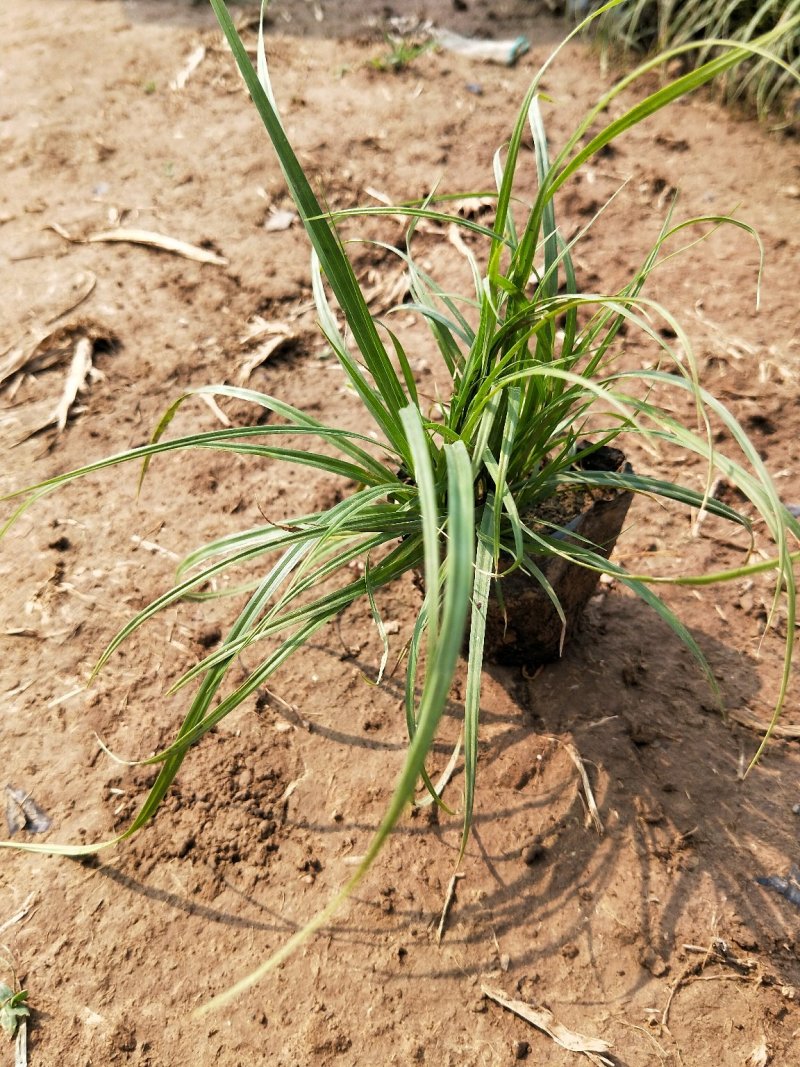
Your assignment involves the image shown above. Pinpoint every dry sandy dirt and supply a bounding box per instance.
[2,1,800,1065]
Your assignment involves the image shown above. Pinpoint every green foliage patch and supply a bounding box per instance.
[588,0,800,119]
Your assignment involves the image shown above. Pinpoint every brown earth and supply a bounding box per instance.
[2,2,800,1065]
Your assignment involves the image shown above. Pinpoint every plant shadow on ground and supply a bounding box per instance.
[88,592,800,1005]
[403,595,800,990]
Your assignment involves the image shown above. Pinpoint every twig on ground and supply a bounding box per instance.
[436,871,464,944]
[681,941,756,971]
[663,939,763,1027]
[0,894,36,937]
[661,964,692,1029]
[130,535,181,561]
[558,739,604,835]
[617,1018,669,1061]
[729,707,800,739]
[49,223,227,265]
[256,684,311,731]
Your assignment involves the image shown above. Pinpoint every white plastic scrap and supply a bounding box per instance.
[432,28,530,66]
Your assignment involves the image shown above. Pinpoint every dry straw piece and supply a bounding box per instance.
[482,984,614,1065]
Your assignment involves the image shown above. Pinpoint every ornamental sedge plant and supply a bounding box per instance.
[2,0,800,1008]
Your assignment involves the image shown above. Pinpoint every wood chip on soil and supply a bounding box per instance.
[53,336,93,432]
[170,44,206,90]
[263,208,297,232]
[14,1019,26,1067]
[746,1037,771,1066]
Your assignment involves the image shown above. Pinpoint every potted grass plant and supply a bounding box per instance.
[2,0,799,1008]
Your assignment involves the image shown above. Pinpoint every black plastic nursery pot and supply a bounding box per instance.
[481,445,633,666]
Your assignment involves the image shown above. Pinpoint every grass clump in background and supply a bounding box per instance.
[584,0,800,120]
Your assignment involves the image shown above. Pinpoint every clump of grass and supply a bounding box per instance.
[369,33,434,73]
[1,0,799,1010]
[587,0,800,120]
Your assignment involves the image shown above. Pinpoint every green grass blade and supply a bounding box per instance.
[459,500,493,860]
[196,438,473,1014]
[400,406,442,652]
[209,0,410,458]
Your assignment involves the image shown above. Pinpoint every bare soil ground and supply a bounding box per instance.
[2,2,800,1064]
